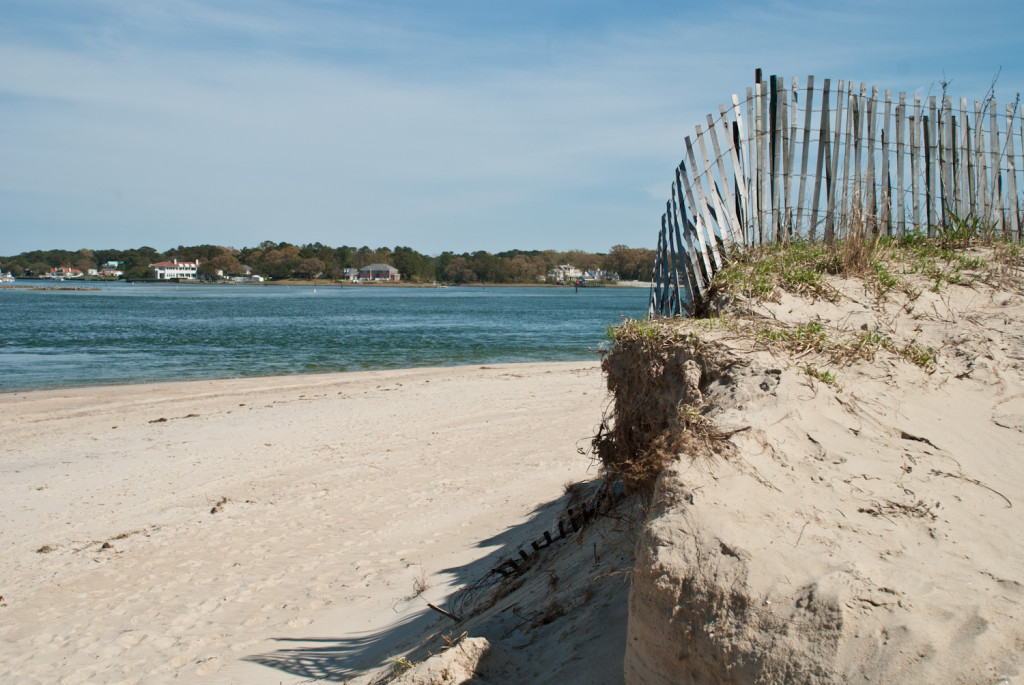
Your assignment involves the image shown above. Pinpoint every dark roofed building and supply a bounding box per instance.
[358,264,401,282]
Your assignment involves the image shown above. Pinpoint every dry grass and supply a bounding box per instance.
[714,212,1023,308]
[836,200,882,275]
[602,212,1017,493]
[593,319,737,493]
[411,568,430,597]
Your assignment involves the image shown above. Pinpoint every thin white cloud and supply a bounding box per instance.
[1,0,1022,253]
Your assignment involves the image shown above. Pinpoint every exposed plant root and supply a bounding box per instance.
[593,319,739,493]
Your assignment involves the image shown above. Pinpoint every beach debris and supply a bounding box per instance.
[930,469,1013,509]
[210,497,228,514]
[427,602,462,622]
[149,413,200,424]
[900,430,939,449]
[858,499,938,521]
[36,545,55,554]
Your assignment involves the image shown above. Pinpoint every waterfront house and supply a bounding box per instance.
[582,269,619,283]
[229,266,264,283]
[149,259,200,280]
[342,268,360,282]
[100,261,124,278]
[43,267,84,279]
[358,264,401,282]
[547,265,583,284]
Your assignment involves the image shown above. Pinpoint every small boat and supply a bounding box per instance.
[0,272,15,283]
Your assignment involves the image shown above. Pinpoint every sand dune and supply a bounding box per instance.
[619,267,1024,683]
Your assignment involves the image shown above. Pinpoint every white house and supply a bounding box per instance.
[547,264,583,284]
[230,265,264,283]
[582,269,619,283]
[43,267,84,279]
[149,259,200,280]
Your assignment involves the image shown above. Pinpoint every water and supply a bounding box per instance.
[0,282,649,392]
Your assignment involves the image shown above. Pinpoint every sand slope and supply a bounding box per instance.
[625,274,1024,683]
[0,362,608,684]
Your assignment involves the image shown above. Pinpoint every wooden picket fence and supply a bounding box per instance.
[650,72,1024,316]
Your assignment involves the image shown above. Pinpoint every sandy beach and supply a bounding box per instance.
[0,361,610,684]
[5,250,1024,685]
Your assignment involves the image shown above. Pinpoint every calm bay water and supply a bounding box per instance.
[0,282,649,392]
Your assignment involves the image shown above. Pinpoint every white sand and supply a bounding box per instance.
[625,270,1024,683]
[0,361,608,684]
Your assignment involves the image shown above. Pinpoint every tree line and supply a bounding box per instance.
[1,243,655,284]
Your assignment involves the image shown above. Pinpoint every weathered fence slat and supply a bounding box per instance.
[722,102,748,236]
[990,100,1003,234]
[825,80,847,243]
[1019,112,1024,239]
[939,97,951,225]
[727,98,749,230]
[880,89,892,233]
[757,80,769,243]
[839,84,857,235]
[917,94,925,228]
[795,75,815,236]
[674,170,709,289]
[784,76,799,236]
[975,100,987,220]
[747,85,757,243]
[896,92,906,235]
[924,113,934,234]
[959,98,970,218]
[808,77,830,241]
[683,138,725,270]
[672,186,700,311]
[1007,103,1020,239]
[928,96,939,234]
[696,125,735,250]
[678,160,720,278]
[865,86,877,224]
[769,76,780,239]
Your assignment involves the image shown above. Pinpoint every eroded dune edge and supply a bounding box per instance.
[612,246,1024,685]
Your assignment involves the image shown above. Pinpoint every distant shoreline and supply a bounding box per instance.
[2,278,647,288]
[2,278,649,288]
[121,279,641,288]
[0,284,101,291]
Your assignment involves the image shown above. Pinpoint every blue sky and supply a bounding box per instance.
[2,0,1022,255]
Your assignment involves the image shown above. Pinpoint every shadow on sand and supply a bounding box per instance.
[242,485,592,682]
